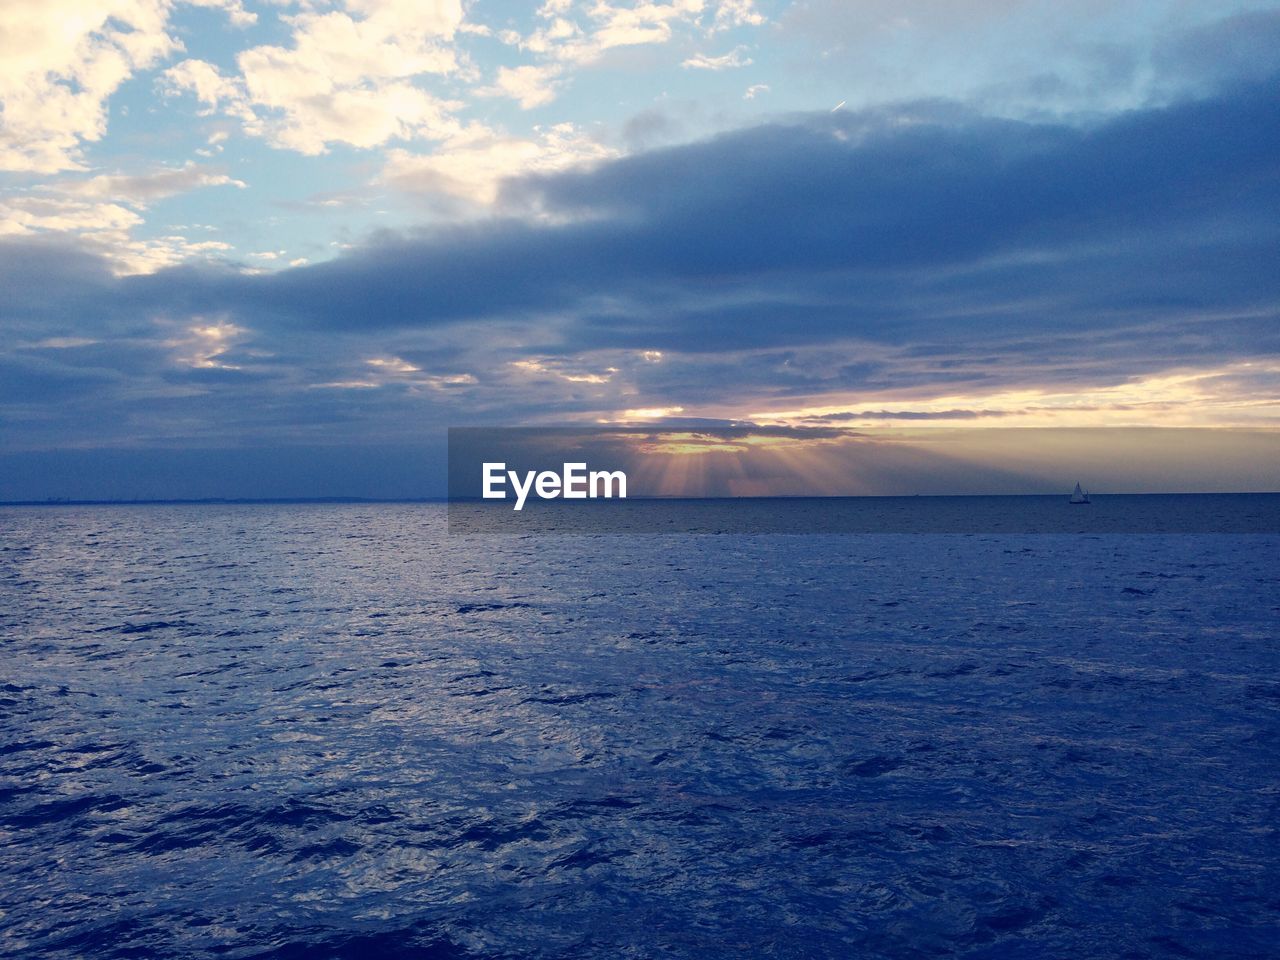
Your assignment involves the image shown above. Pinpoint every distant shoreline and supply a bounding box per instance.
[0,497,449,507]
[4,492,1279,507]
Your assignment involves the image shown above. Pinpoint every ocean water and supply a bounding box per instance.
[1,503,1278,959]
[448,493,1280,533]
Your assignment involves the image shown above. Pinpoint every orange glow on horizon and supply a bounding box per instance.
[738,362,1280,430]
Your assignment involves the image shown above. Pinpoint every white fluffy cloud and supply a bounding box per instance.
[162,59,253,119]
[382,122,616,207]
[485,1,766,108]
[683,46,753,70]
[713,0,764,30]
[0,0,178,172]
[0,195,143,238]
[0,191,234,274]
[163,0,466,153]
[184,0,257,28]
[0,0,266,172]
[547,0,708,66]
[0,162,243,274]
[479,64,566,109]
[2,0,766,168]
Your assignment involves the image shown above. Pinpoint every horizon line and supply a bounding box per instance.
[5,491,1280,507]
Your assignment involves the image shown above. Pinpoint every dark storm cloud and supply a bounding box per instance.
[1,240,117,334]
[2,71,1279,490]
[1153,8,1280,90]
[293,77,1275,345]
[6,74,1278,351]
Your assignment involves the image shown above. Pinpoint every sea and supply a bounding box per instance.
[1,500,1278,959]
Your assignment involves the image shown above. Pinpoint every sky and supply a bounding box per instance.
[1,0,1279,499]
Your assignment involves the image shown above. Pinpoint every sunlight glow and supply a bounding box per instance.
[745,363,1280,430]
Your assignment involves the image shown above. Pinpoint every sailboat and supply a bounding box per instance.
[1069,482,1091,505]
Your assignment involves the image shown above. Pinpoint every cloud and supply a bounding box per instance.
[161,0,466,153]
[714,0,764,30]
[614,406,685,420]
[0,162,244,274]
[477,64,565,110]
[2,77,1278,462]
[487,0,765,106]
[17,78,1280,330]
[1152,8,1280,92]
[777,0,1280,118]
[59,163,246,204]
[0,0,178,172]
[578,0,706,55]
[381,123,616,208]
[184,0,257,28]
[0,199,234,276]
[682,46,753,70]
[0,196,143,239]
[803,409,1014,421]
[622,108,686,150]
[511,357,620,384]
[161,59,256,123]
[171,318,247,369]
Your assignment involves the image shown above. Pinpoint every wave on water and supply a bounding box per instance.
[1,503,1278,958]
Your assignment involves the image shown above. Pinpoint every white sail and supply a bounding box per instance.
[1069,482,1090,504]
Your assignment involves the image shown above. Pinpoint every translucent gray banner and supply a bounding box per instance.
[447,427,1280,534]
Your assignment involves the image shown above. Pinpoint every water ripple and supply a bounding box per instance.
[0,504,1277,958]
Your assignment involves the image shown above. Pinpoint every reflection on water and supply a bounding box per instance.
[1,504,1277,958]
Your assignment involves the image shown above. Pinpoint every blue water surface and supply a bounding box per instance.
[1,504,1277,958]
